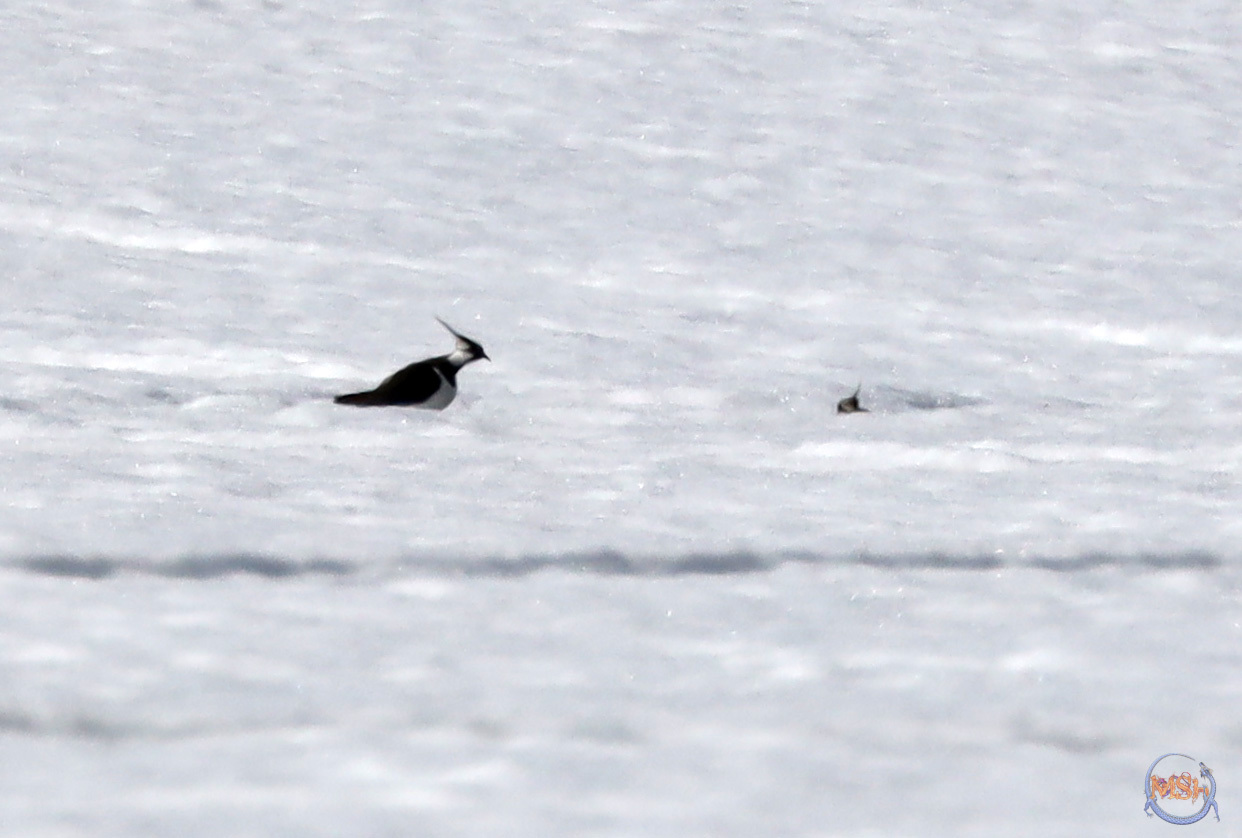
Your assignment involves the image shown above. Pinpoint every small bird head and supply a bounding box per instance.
[437,317,490,365]
[837,384,868,414]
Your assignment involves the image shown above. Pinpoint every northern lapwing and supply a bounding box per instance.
[837,384,868,414]
[334,318,489,409]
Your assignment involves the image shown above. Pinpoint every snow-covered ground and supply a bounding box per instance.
[2,1,1240,835]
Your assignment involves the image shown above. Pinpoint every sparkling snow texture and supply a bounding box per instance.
[1,2,1240,835]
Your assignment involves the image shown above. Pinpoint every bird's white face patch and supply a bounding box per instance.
[446,347,472,367]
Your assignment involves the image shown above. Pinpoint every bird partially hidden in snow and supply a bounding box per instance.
[333,318,489,409]
[837,384,868,415]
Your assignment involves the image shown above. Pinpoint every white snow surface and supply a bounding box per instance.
[2,1,1241,835]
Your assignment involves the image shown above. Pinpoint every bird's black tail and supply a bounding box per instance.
[334,390,381,406]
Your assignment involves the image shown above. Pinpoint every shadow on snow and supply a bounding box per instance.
[5,549,1222,581]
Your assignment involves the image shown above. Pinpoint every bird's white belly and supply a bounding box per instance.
[421,370,457,410]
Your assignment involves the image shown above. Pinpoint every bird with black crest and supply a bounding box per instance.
[334,318,489,410]
[837,384,868,415]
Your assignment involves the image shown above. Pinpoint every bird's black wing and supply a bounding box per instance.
[335,358,446,406]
